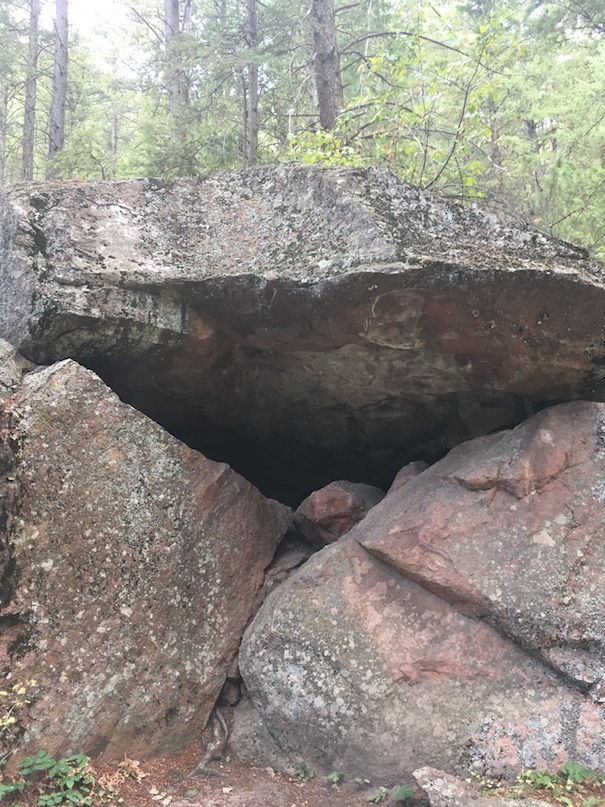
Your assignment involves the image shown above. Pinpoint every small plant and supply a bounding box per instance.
[392,783,416,802]
[95,783,123,803]
[0,678,38,759]
[295,761,315,782]
[368,785,388,803]
[473,761,605,804]
[327,770,343,784]
[20,749,95,805]
[519,769,560,790]
[560,762,604,786]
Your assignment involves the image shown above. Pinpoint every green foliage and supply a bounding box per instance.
[518,762,605,793]
[327,770,343,783]
[295,761,315,782]
[367,785,388,803]
[392,783,416,802]
[0,0,603,256]
[0,748,130,805]
[473,761,605,803]
[285,129,367,167]
[559,762,605,786]
[18,750,95,806]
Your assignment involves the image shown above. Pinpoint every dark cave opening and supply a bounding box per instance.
[83,356,545,507]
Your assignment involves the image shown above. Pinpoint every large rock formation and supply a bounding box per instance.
[1,166,604,502]
[0,352,289,760]
[235,402,605,783]
[2,165,605,781]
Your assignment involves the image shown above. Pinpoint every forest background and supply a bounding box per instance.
[0,0,603,258]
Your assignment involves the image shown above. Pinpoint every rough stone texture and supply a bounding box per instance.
[388,460,430,493]
[0,359,290,761]
[0,337,34,396]
[358,400,605,692]
[235,402,605,783]
[2,166,604,501]
[236,537,605,784]
[413,768,550,807]
[294,480,385,546]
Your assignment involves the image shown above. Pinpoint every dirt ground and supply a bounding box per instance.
[94,745,411,807]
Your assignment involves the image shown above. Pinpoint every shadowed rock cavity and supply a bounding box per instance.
[2,165,605,504]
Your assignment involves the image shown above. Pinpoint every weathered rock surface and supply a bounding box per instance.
[388,460,430,493]
[413,768,550,807]
[235,402,605,783]
[359,400,605,691]
[1,166,604,501]
[0,358,290,761]
[0,338,34,395]
[294,480,385,546]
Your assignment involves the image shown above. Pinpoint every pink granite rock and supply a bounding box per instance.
[387,461,430,493]
[294,480,384,546]
[0,359,290,761]
[236,402,605,782]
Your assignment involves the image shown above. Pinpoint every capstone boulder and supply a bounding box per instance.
[1,166,604,501]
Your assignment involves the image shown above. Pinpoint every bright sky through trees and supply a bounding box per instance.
[1,0,604,258]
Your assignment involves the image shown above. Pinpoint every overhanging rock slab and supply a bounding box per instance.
[1,165,604,501]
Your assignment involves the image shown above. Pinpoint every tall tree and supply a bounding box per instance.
[164,0,189,116]
[0,83,7,185]
[22,0,41,181]
[308,0,344,130]
[47,0,69,179]
[243,0,259,167]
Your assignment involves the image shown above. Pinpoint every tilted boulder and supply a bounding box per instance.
[0,358,290,760]
[235,402,605,783]
[359,400,605,690]
[1,166,604,501]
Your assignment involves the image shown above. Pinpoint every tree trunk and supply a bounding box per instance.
[308,0,344,130]
[488,96,503,195]
[0,83,7,185]
[22,0,41,181]
[243,0,259,168]
[109,112,118,180]
[164,0,189,119]
[46,0,68,179]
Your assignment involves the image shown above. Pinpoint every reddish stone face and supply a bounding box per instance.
[294,480,385,546]
[237,401,605,783]
[0,359,290,762]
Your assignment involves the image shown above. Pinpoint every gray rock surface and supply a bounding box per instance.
[235,402,605,783]
[0,338,34,396]
[0,358,290,761]
[413,768,550,807]
[2,166,604,501]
